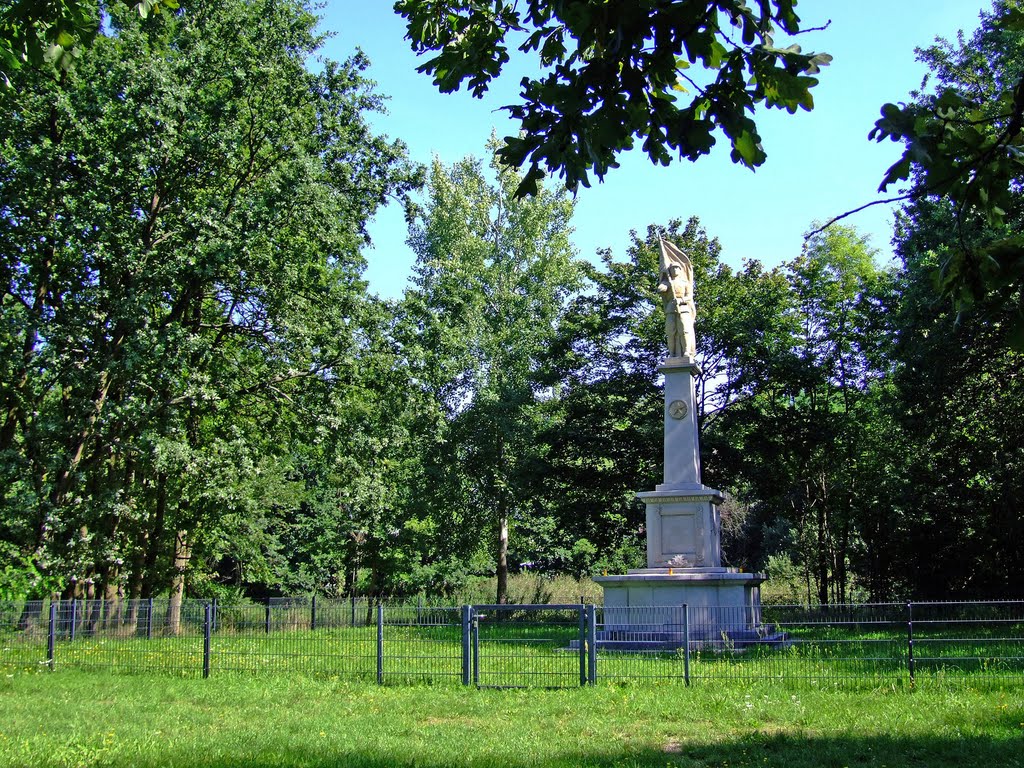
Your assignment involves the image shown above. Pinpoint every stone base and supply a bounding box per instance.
[638,488,725,569]
[595,568,768,643]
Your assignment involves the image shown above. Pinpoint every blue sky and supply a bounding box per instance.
[318,2,992,299]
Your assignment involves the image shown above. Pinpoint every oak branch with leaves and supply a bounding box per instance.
[868,3,1024,313]
[396,0,832,196]
[0,0,177,86]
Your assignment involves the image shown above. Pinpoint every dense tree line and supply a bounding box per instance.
[1,0,1021,609]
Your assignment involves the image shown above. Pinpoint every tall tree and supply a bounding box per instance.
[869,0,1024,326]
[708,225,896,603]
[857,0,1024,599]
[884,189,1024,598]
[0,0,420,608]
[403,143,580,603]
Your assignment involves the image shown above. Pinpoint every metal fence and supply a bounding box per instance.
[2,598,1022,688]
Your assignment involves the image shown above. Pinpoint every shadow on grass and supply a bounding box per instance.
[114,733,1024,768]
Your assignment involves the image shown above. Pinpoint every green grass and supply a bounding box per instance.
[1,670,1023,767]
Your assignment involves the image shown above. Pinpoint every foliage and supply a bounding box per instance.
[859,1,1024,598]
[882,203,1024,599]
[396,0,831,195]
[0,0,178,88]
[706,224,897,603]
[401,140,581,603]
[4,0,1024,609]
[0,0,420,604]
[870,1,1024,335]
[448,572,603,606]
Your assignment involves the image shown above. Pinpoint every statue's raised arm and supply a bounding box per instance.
[657,238,696,359]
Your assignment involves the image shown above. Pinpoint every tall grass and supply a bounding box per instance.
[443,573,604,605]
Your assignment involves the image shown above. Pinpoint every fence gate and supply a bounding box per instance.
[468,604,592,688]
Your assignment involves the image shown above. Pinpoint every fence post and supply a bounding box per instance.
[203,602,211,679]
[907,602,915,687]
[578,605,587,686]
[586,604,597,685]
[310,595,317,631]
[47,601,56,671]
[146,598,153,640]
[461,605,472,686]
[265,602,271,635]
[376,603,384,685]
[350,594,356,627]
[683,604,691,687]
[472,613,480,686]
[70,599,77,641]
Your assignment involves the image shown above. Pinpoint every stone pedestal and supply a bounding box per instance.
[594,355,768,645]
[597,568,765,642]
[641,488,723,569]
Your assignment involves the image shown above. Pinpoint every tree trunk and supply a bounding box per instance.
[496,509,509,605]
[15,601,43,632]
[365,563,382,625]
[0,96,59,456]
[140,473,167,599]
[816,506,830,606]
[126,543,145,632]
[84,579,101,635]
[102,569,122,630]
[51,368,116,508]
[166,529,191,636]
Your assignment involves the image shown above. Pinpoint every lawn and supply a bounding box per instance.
[1,670,1023,768]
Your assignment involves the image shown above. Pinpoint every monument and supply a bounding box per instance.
[594,237,768,644]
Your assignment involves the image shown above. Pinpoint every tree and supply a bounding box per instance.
[868,0,1024,334]
[878,174,1024,599]
[403,143,581,603]
[396,0,1024,334]
[703,225,897,603]
[280,296,480,602]
[0,0,420,611]
[396,0,831,195]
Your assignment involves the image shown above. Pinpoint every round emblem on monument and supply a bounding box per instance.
[668,399,688,420]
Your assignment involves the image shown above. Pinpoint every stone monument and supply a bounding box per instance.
[594,237,767,644]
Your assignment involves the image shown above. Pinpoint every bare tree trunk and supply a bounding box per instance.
[816,506,830,606]
[15,601,43,631]
[103,569,121,630]
[365,563,381,625]
[166,529,191,636]
[141,474,167,599]
[84,578,100,634]
[496,508,509,605]
[51,368,118,508]
[126,546,145,633]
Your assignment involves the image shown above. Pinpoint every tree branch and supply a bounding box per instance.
[804,193,916,239]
